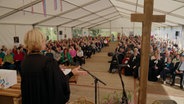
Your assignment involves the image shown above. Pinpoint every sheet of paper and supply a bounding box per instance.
[62,69,71,75]
[0,69,17,89]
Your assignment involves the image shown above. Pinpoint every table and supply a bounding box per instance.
[0,83,21,104]
[0,66,78,104]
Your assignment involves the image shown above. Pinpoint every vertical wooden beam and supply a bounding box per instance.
[131,0,165,102]
[138,0,153,104]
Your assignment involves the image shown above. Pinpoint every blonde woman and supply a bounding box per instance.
[21,28,86,104]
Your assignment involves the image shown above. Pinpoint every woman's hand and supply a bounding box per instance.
[72,66,87,76]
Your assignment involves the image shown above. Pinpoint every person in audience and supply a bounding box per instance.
[60,48,73,66]
[121,52,132,74]
[0,49,4,67]
[108,47,125,73]
[0,49,5,60]
[148,52,163,82]
[122,53,132,65]
[21,28,87,104]
[104,37,109,46]
[3,49,15,69]
[86,42,92,58]
[171,53,184,89]
[69,45,77,63]
[126,47,134,55]
[1,45,7,52]
[117,33,121,41]
[160,57,174,84]
[53,46,62,62]
[80,42,87,57]
[95,40,102,52]
[111,34,115,42]
[117,47,126,64]
[132,48,140,78]
[172,54,180,66]
[45,48,54,58]
[125,48,140,78]
[150,45,154,57]
[91,41,96,54]
[161,50,170,63]
[76,47,85,66]
[12,45,17,54]
[14,47,24,74]
[115,42,123,53]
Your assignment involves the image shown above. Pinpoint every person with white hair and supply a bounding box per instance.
[21,28,87,104]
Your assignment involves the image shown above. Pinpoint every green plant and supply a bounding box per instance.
[89,28,100,36]
[72,28,82,38]
[127,90,133,103]
[102,91,133,104]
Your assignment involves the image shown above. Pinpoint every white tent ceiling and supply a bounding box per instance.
[0,0,184,29]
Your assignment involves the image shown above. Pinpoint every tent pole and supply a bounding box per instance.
[110,20,112,36]
[182,25,184,48]
[56,26,59,41]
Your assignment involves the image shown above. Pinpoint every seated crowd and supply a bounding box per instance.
[109,34,184,89]
[0,36,110,73]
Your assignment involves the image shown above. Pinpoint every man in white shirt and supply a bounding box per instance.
[76,47,85,66]
[171,53,184,89]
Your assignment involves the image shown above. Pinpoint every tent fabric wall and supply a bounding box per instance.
[58,27,72,40]
[152,26,182,41]
[0,0,184,48]
[0,0,184,28]
[152,26,184,49]
[82,29,90,36]
[0,25,32,48]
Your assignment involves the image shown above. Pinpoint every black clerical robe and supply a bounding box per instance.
[21,54,73,104]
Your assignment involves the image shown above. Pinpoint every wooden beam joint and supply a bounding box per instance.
[131,14,144,22]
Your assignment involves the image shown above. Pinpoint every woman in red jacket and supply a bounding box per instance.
[14,47,24,74]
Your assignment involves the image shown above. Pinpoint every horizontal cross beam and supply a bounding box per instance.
[131,14,166,22]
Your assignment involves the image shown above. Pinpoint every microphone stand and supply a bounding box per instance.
[80,67,106,104]
[115,54,128,104]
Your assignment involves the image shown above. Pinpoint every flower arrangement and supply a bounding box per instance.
[102,91,133,104]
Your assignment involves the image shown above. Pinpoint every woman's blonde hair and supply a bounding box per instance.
[24,28,46,53]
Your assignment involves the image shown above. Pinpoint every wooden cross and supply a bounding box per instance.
[131,0,165,104]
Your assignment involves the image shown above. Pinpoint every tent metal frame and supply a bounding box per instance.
[0,0,42,20]
[56,6,115,27]
[0,0,183,28]
[33,0,99,26]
